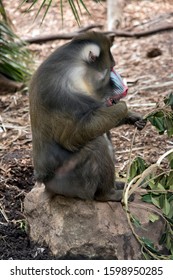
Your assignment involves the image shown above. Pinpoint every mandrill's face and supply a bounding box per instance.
[73,32,128,106]
[105,68,128,107]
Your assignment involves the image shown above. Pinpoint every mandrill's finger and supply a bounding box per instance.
[135,119,147,130]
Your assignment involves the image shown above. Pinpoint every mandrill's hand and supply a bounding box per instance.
[126,111,147,130]
[134,118,147,130]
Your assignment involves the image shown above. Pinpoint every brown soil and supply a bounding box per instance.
[0,0,173,259]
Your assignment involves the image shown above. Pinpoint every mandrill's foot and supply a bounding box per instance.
[95,188,123,202]
[115,180,134,202]
[115,180,125,190]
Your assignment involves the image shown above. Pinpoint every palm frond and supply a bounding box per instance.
[0,21,31,82]
[21,0,93,25]
[0,0,8,22]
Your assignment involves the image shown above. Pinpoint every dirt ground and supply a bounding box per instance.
[0,0,173,259]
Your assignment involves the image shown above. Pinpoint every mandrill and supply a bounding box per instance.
[29,31,146,201]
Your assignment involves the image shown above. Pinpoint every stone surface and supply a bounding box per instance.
[24,184,163,259]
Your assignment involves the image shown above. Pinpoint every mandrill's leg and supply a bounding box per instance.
[45,174,97,200]
[45,137,124,202]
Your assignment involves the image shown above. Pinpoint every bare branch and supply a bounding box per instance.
[23,24,173,44]
[23,24,103,44]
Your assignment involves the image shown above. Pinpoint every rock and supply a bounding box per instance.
[24,183,163,259]
[0,73,24,95]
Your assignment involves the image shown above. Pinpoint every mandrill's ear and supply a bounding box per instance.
[89,51,97,62]
[81,44,101,63]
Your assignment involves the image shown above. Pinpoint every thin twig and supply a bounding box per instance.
[140,81,173,91]
[0,203,9,223]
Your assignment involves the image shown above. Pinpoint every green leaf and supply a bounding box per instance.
[167,153,173,168]
[140,237,158,253]
[147,111,166,134]
[156,183,165,191]
[167,171,173,188]
[167,200,173,219]
[164,93,173,106]
[170,246,173,255]
[151,196,161,208]
[170,159,173,169]
[156,174,168,188]
[154,117,165,133]
[159,232,167,245]
[162,196,171,216]
[159,195,165,208]
[166,234,172,250]
[168,195,173,202]
[164,117,173,137]
[129,161,137,180]
[142,194,152,203]
[148,213,159,223]
[129,157,148,181]
[141,237,154,247]
[148,179,156,189]
[131,215,141,228]
[153,111,164,118]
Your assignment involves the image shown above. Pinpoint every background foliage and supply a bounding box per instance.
[0,0,31,82]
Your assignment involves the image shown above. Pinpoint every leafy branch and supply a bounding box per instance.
[123,93,173,259]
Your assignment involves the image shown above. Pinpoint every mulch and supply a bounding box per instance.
[0,0,173,259]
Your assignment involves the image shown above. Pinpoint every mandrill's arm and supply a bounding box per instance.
[116,110,147,130]
[51,101,128,151]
